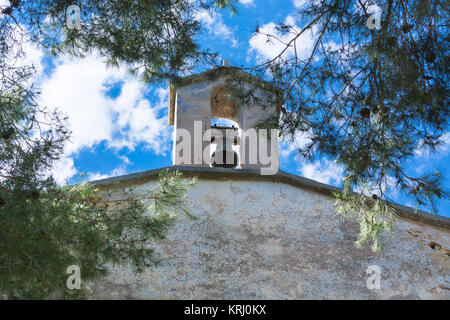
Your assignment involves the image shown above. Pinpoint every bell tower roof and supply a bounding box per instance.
[168,65,281,126]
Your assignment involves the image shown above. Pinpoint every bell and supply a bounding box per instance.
[211,147,238,169]
[210,125,239,168]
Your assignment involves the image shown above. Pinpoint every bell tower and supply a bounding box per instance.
[168,62,281,175]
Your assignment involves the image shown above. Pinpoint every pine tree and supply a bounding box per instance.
[0,62,197,299]
[248,0,449,250]
[0,0,225,299]
[0,76,198,299]
[0,0,233,81]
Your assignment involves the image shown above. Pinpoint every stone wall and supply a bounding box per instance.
[86,177,450,299]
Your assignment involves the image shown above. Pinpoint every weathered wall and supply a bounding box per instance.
[86,178,450,299]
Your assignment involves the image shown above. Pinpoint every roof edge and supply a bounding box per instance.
[90,166,450,231]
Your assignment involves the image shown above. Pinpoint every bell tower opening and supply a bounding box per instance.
[210,118,240,169]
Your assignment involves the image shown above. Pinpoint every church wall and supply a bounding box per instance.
[86,178,450,299]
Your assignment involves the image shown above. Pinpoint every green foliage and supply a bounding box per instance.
[250,0,449,250]
[213,0,238,14]
[0,0,234,82]
[0,71,197,299]
[334,177,397,252]
[0,169,196,299]
[1,0,212,299]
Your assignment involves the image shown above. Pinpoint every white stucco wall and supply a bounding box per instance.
[86,178,450,299]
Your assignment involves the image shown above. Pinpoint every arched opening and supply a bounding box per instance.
[210,118,240,169]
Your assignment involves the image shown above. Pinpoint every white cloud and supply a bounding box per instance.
[109,84,170,154]
[438,132,450,154]
[195,9,238,47]
[355,0,382,15]
[88,166,128,182]
[239,0,255,5]
[39,55,119,155]
[52,156,77,185]
[300,159,344,185]
[87,172,110,181]
[278,131,344,186]
[248,15,316,62]
[353,175,399,199]
[292,0,308,8]
[38,54,171,183]
[279,131,313,159]
[413,132,450,158]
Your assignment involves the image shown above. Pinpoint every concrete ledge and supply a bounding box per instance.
[91,166,450,231]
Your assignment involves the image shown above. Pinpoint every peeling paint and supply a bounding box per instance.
[86,179,450,299]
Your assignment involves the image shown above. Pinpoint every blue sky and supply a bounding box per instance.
[16,0,449,216]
